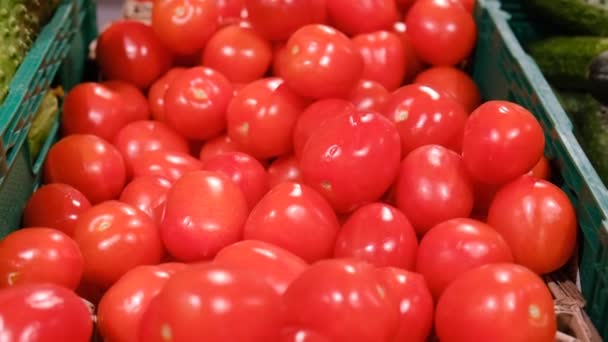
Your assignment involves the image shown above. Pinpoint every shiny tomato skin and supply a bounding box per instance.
[214,240,308,295]
[0,283,93,342]
[282,329,331,342]
[243,182,340,263]
[487,176,577,274]
[161,171,249,261]
[352,30,406,91]
[44,134,127,204]
[462,101,545,185]
[436,263,557,342]
[282,24,364,99]
[395,145,474,235]
[452,0,475,12]
[267,154,303,188]
[96,21,172,89]
[272,41,289,77]
[327,0,398,35]
[130,150,203,183]
[22,183,91,236]
[198,134,242,163]
[284,258,399,342]
[0,227,84,290]
[217,0,245,23]
[73,201,164,288]
[245,0,327,41]
[139,263,284,342]
[152,0,218,56]
[103,80,151,122]
[300,111,402,213]
[348,79,390,113]
[392,21,425,82]
[119,176,173,225]
[383,84,468,157]
[405,0,477,66]
[528,155,551,180]
[202,24,272,83]
[148,68,187,122]
[415,218,514,298]
[414,66,481,113]
[227,78,306,159]
[375,267,434,342]
[164,66,234,140]
[334,203,418,270]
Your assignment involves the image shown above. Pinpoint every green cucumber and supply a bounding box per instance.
[527,0,608,36]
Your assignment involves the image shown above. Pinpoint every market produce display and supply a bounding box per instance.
[0,0,592,341]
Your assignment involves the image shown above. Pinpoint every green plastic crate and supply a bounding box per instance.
[0,0,98,238]
[474,0,608,337]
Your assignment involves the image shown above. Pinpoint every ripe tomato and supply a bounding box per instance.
[131,150,203,183]
[282,329,331,342]
[161,171,248,261]
[405,0,477,66]
[487,176,577,274]
[217,0,245,23]
[202,152,269,210]
[334,203,418,270]
[73,201,164,288]
[245,0,327,41]
[96,21,172,89]
[392,21,425,82]
[61,82,130,142]
[97,263,186,342]
[202,24,272,83]
[348,79,390,113]
[272,41,289,77]
[0,227,83,289]
[395,145,474,235]
[152,0,218,56]
[199,134,242,163]
[528,155,552,180]
[414,66,481,113]
[375,267,434,342]
[164,66,234,140]
[300,111,402,213]
[352,30,406,91]
[382,84,468,157]
[227,78,306,159]
[327,0,398,35]
[462,101,545,185]
[436,263,557,342]
[284,259,399,342]
[148,68,187,122]
[103,80,151,122]
[0,283,93,342]
[119,176,173,225]
[415,218,513,298]
[267,154,303,188]
[452,0,475,13]
[282,24,364,99]
[44,134,127,204]
[22,183,91,236]
[214,240,308,295]
[243,182,340,262]
[139,263,284,342]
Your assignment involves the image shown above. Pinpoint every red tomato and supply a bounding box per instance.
[0,283,93,342]
[282,329,331,342]
[267,154,303,188]
[73,201,164,288]
[415,218,513,298]
[202,25,272,83]
[292,98,356,158]
[44,134,127,204]
[139,263,284,342]
[452,0,475,13]
[327,0,399,35]
[227,78,306,159]
[334,203,418,270]
[462,101,545,185]
[284,259,399,342]
[214,240,308,295]
[528,155,552,180]
[97,263,186,342]
[375,267,434,342]
[217,0,245,23]
[352,30,406,91]
[119,176,173,225]
[414,66,481,113]
[96,21,172,89]
[243,182,340,262]
[148,67,187,122]
[392,21,425,82]
[61,82,130,142]
[245,0,327,41]
[436,263,557,342]
[395,145,474,235]
[396,0,416,12]
[202,152,269,210]
[161,171,249,261]
[199,134,242,163]
[22,183,91,236]
[405,0,477,66]
[103,80,151,122]
[487,176,577,274]
[152,0,218,56]
[281,24,364,99]
[383,84,468,157]
[131,150,203,183]
[164,66,234,140]
[272,41,289,77]
[348,79,390,113]
[0,227,83,289]
[300,111,402,213]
